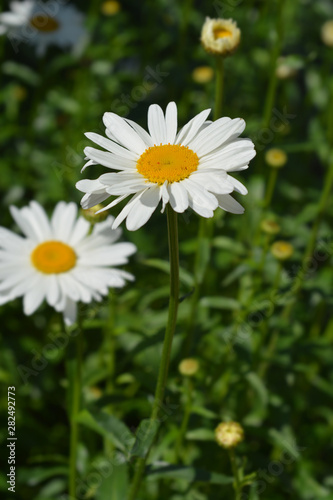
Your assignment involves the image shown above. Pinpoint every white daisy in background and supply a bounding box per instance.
[76,102,256,231]
[0,201,136,325]
[0,1,86,56]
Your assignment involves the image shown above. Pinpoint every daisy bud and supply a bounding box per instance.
[321,20,333,47]
[81,204,108,224]
[265,148,287,168]
[215,421,244,449]
[201,17,241,57]
[101,1,121,16]
[192,66,214,84]
[260,219,281,235]
[178,358,199,376]
[276,58,297,79]
[271,241,294,261]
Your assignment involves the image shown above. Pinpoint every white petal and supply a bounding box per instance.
[51,202,77,242]
[148,104,167,145]
[0,227,25,250]
[69,217,91,246]
[80,242,136,266]
[189,118,245,157]
[165,102,178,144]
[103,113,146,155]
[216,194,245,214]
[84,147,136,171]
[126,186,161,231]
[176,108,211,146]
[182,179,218,210]
[23,278,46,315]
[10,206,39,242]
[125,119,154,147]
[112,191,147,230]
[168,182,189,213]
[80,192,110,210]
[85,132,138,160]
[63,298,77,326]
[228,176,248,195]
[46,275,60,306]
[188,197,214,218]
[191,171,234,195]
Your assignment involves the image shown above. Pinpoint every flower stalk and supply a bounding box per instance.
[68,318,83,499]
[127,205,179,499]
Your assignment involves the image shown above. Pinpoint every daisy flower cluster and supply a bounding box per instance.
[0,0,86,56]
[0,201,136,324]
[76,102,255,231]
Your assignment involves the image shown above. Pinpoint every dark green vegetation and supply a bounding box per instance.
[0,1,333,499]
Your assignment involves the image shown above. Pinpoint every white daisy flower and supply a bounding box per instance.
[0,1,86,56]
[0,201,136,325]
[76,102,256,231]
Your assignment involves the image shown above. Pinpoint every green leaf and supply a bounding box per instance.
[147,465,233,485]
[185,428,215,441]
[243,372,269,425]
[17,466,68,486]
[142,259,194,287]
[76,410,134,452]
[130,419,160,458]
[213,236,246,255]
[2,61,41,86]
[191,406,218,419]
[200,296,241,311]
[95,463,129,500]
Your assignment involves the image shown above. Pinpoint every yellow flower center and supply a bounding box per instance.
[31,241,77,274]
[213,27,232,39]
[30,14,60,32]
[136,144,199,185]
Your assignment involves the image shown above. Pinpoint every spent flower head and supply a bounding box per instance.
[101,1,121,16]
[261,219,281,235]
[321,20,333,47]
[201,17,240,57]
[0,201,136,324]
[192,66,214,84]
[178,358,199,376]
[76,101,255,231]
[215,421,244,449]
[271,241,294,261]
[265,148,287,168]
[81,204,109,224]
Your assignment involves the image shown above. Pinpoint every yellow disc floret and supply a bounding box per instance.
[214,27,232,39]
[136,144,199,185]
[30,14,60,32]
[31,241,77,274]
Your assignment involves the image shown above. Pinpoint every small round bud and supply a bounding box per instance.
[13,85,27,101]
[260,219,281,235]
[80,204,108,224]
[101,1,121,16]
[265,148,287,168]
[201,17,240,57]
[215,421,244,449]
[178,358,199,376]
[192,66,214,84]
[321,20,333,47]
[276,58,297,79]
[271,241,294,261]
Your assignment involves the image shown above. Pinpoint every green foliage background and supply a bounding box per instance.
[0,0,333,499]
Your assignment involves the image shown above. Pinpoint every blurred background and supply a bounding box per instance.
[0,0,333,499]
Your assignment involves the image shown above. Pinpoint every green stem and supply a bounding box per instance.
[68,322,83,499]
[214,56,224,121]
[228,448,242,500]
[262,0,285,128]
[175,378,193,461]
[264,168,279,208]
[127,205,179,500]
